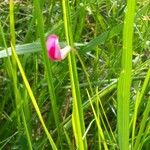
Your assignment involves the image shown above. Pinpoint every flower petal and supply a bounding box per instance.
[46,34,71,61]
[60,46,71,60]
[46,34,61,61]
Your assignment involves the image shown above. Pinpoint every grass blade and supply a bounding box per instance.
[33,0,63,148]
[62,0,87,149]
[133,68,150,150]
[87,89,108,150]
[11,43,57,150]
[10,0,21,130]
[117,0,136,149]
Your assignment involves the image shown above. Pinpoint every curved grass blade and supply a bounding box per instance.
[11,44,57,150]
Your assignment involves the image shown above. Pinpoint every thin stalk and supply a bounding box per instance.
[97,88,117,145]
[11,44,57,150]
[9,0,21,130]
[133,69,150,150]
[75,50,93,95]
[133,96,150,150]
[131,68,150,147]
[33,0,62,148]
[62,0,87,149]
[87,89,108,150]
[1,17,33,150]
[74,0,86,41]
[96,88,102,150]
[117,0,136,150]
[21,109,33,150]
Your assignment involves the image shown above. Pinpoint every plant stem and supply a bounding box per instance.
[33,0,62,148]
[117,0,136,149]
[62,0,87,149]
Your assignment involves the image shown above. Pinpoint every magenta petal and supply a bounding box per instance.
[46,34,61,61]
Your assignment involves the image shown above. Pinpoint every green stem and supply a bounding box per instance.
[10,0,21,130]
[33,0,62,148]
[117,0,136,149]
[62,0,87,149]
[21,109,33,150]
[11,44,57,150]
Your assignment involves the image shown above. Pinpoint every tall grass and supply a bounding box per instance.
[0,0,150,150]
[9,0,57,149]
[117,0,136,149]
[9,0,21,130]
[62,0,87,149]
[11,43,57,149]
[33,0,62,148]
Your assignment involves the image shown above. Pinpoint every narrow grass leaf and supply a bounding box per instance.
[117,0,136,149]
[21,109,33,150]
[87,89,108,150]
[131,68,150,147]
[11,44,57,150]
[9,0,21,130]
[133,68,150,150]
[62,0,87,149]
[33,0,62,147]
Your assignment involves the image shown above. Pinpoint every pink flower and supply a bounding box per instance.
[46,34,71,61]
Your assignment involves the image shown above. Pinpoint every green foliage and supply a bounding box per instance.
[0,0,150,149]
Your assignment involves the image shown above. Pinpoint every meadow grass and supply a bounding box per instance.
[117,0,136,149]
[0,0,150,149]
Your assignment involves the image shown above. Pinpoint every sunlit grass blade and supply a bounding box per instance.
[82,119,95,140]
[9,0,21,130]
[87,89,108,150]
[11,44,57,150]
[138,121,150,149]
[117,0,136,149]
[133,96,150,150]
[96,87,117,147]
[75,50,93,94]
[1,18,33,150]
[96,88,102,150]
[133,68,150,150]
[84,80,117,110]
[33,0,62,148]
[62,0,87,149]
[131,68,150,147]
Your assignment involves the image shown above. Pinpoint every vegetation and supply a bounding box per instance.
[0,0,150,149]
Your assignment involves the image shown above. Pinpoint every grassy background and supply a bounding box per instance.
[0,0,150,149]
